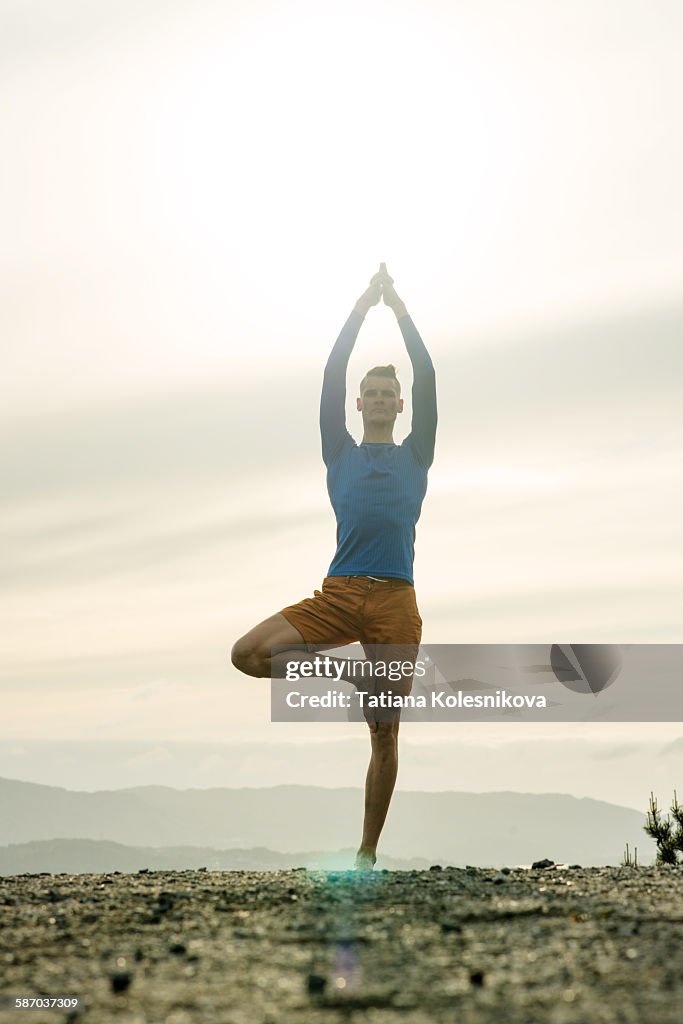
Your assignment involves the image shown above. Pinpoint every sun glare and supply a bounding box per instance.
[146,5,513,332]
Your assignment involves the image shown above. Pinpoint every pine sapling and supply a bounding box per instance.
[644,790,683,865]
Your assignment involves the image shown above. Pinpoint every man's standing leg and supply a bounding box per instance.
[355,625,420,870]
[353,573,423,869]
[356,720,400,869]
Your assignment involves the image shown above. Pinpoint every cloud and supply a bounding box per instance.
[0,377,322,502]
[123,745,174,769]
[592,744,639,760]
[658,737,683,758]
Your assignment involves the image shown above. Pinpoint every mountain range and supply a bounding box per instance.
[0,776,653,870]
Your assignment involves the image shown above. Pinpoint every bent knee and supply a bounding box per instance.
[231,636,268,677]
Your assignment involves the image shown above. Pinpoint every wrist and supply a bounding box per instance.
[392,303,409,320]
[354,301,370,317]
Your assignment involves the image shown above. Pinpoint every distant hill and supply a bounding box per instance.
[0,839,429,875]
[0,777,653,866]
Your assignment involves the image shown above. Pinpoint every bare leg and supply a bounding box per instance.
[233,618,407,869]
[232,613,366,687]
[231,613,309,677]
[356,721,400,869]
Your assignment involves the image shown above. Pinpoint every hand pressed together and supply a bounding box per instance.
[354,263,408,319]
[381,279,408,319]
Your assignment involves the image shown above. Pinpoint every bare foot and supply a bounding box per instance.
[354,848,377,871]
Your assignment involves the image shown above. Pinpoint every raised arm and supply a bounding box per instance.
[320,276,383,465]
[382,279,437,468]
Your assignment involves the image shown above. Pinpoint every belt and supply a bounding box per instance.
[350,575,393,583]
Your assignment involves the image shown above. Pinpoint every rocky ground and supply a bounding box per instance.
[1,864,682,1024]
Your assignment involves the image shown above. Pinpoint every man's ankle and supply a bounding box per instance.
[354,847,377,870]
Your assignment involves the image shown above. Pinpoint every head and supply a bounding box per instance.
[356,364,404,431]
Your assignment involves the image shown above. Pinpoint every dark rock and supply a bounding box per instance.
[441,920,463,933]
[493,874,507,885]
[169,943,187,956]
[501,867,511,875]
[110,971,132,993]
[532,858,555,870]
[470,969,485,987]
[429,864,443,871]
[307,973,327,995]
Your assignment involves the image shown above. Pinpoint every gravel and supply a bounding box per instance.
[1,864,682,1023]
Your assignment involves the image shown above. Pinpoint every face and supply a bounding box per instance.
[356,375,403,425]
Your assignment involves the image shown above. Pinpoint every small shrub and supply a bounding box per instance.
[644,790,683,865]
[622,843,638,867]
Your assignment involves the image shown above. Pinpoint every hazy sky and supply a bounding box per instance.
[2,0,682,802]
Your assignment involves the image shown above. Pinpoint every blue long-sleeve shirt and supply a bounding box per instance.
[320,310,437,584]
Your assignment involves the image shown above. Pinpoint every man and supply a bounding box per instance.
[231,266,437,869]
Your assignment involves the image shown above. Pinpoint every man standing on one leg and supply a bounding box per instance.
[231,266,437,869]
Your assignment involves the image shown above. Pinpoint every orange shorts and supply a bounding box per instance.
[279,575,422,648]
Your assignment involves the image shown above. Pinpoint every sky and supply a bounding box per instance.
[2,0,683,807]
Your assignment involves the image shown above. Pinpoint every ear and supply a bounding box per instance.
[356,397,362,411]
[397,398,404,414]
